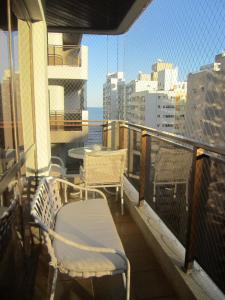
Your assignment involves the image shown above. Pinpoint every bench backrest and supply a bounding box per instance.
[31,177,62,231]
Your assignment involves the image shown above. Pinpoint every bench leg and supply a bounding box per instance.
[122,269,130,300]
[50,268,58,300]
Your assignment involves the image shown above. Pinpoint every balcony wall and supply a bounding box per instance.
[50,109,88,144]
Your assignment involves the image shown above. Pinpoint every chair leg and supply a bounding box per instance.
[116,186,119,201]
[64,183,68,203]
[153,183,156,203]
[173,183,177,199]
[185,181,189,211]
[50,268,58,300]
[85,189,88,200]
[121,186,124,215]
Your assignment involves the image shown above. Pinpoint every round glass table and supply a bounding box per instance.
[68,145,109,160]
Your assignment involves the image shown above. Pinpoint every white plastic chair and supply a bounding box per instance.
[153,147,193,209]
[80,149,127,212]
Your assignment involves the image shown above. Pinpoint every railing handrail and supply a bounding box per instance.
[117,120,225,158]
[48,44,82,49]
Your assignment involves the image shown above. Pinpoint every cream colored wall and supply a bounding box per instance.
[49,85,64,111]
[48,33,63,45]
[18,20,36,175]
[32,21,51,175]
[19,19,51,176]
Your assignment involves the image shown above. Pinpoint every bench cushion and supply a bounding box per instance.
[53,198,126,278]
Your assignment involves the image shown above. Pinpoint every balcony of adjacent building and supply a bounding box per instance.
[49,110,88,144]
[48,45,88,81]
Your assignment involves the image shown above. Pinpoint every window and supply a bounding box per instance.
[163,114,175,118]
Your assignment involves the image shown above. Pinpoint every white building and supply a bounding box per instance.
[126,74,158,121]
[103,72,125,120]
[158,67,178,90]
[103,61,186,134]
[126,62,186,134]
[130,89,186,134]
[48,33,88,136]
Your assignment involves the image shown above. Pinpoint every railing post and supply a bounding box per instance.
[127,128,134,177]
[139,130,151,207]
[102,121,108,147]
[184,148,210,271]
[119,122,128,149]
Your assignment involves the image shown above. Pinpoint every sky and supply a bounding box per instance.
[82,0,225,107]
[1,0,224,107]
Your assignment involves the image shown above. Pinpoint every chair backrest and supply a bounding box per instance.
[83,149,127,185]
[154,147,193,183]
[31,177,62,231]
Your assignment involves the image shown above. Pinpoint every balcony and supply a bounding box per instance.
[1,120,225,299]
[50,110,88,144]
[48,45,88,81]
[1,1,225,298]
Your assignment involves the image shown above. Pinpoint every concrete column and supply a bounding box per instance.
[19,20,51,176]
[18,20,35,175]
[31,21,51,175]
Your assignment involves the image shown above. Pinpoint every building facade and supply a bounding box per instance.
[184,52,225,147]
[103,61,186,134]
[103,72,125,120]
[47,33,89,144]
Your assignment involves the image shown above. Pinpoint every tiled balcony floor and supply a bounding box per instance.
[32,191,179,300]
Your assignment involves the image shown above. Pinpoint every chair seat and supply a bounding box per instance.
[53,198,126,278]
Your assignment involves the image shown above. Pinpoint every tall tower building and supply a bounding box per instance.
[185,52,225,148]
[103,72,125,120]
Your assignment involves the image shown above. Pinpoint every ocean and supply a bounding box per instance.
[86,107,103,145]
[88,107,103,120]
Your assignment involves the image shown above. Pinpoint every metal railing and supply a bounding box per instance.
[48,45,82,67]
[113,120,225,295]
[49,110,82,131]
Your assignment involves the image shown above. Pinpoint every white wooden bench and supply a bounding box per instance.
[31,177,130,300]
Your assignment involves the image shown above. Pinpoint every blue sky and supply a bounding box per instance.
[82,0,225,107]
[1,0,224,107]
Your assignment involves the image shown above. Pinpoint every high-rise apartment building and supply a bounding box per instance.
[130,88,186,134]
[103,61,186,134]
[47,33,89,144]
[103,72,125,120]
[126,73,158,121]
[184,52,225,147]
[151,61,173,81]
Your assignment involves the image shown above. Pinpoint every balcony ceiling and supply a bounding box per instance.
[1,0,151,35]
[46,0,151,34]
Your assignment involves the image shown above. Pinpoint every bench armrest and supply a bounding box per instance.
[54,178,107,201]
